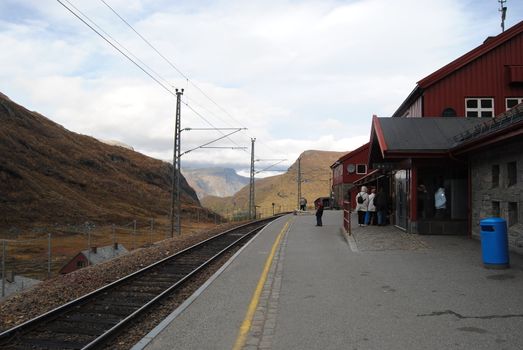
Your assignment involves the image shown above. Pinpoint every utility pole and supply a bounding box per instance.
[2,240,5,298]
[499,0,507,32]
[297,157,302,209]
[170,88,184,237]
[249,138,256,220]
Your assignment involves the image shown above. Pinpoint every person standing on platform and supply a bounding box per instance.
[315,202,324,226]
[355,186,369,227]
[367,188,377,225]
[375,188,388,226]
[300,197,307,211]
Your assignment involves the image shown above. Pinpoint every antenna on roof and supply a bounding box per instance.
[499,0,507,32]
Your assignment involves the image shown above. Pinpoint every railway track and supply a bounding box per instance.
[0,217,280,349]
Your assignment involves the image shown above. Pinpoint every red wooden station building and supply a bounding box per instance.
[332,20,523,250]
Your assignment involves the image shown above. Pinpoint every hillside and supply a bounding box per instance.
[201,150,346,216]
[182,167,250,199]
[0,92,199,230]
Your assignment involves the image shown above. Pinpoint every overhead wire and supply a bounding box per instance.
[57,0,243,152]
[97,0,249,151]
[97,0,285,160]
[59,0,287,167]
[63,0,175,90]
[56,0,176,98]
[99,0,248,129]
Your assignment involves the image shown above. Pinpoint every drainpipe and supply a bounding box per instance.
[467,160,472,238]
[449,149,472,238]
[411,165,417,234]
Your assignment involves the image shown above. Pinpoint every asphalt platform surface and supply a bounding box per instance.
[134,211,523,350]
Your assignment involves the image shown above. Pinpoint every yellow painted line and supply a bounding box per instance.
[232,219,291,350]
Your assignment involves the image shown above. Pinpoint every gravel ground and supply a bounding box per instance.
[0,222,244,334]
[107,248,239,350]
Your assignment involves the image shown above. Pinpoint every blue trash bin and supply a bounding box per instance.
[480,217,509,269]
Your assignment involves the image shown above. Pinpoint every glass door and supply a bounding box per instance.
[394,170,409,230]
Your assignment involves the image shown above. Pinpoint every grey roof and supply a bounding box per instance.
[81,244,128,265]
[378,117,486,152]
[452,103,523,145]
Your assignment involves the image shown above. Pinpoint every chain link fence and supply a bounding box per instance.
[0,205,291,299]
[0,206,232,299]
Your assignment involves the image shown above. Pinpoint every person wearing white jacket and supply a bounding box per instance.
[355,186,369,227]
[367,188,376,225]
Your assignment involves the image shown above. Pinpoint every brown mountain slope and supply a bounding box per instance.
[0,93,199,229]
[202,150,346,216]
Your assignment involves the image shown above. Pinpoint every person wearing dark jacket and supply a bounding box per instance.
[374,188,388,226]
[315,203,324,226]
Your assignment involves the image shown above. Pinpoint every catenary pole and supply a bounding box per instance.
[48,233,51,279]
[297,157,302,209]
[249,138,256,219]
[2,240,5,297]
[170,88,184,237]
[175,89,183,236]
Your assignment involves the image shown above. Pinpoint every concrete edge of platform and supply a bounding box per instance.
[130,217,286,350]
[340,226,359,253]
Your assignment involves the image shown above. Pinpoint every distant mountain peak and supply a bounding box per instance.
[182,167,249,199]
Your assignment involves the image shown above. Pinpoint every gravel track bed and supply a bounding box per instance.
[107,248,239,349]
[0,222,244,333]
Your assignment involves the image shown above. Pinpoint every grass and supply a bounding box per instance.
[0,216,224,280]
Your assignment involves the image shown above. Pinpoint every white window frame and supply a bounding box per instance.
[356,164,367,175]
[465,97,494,118]
[506,97,523,110]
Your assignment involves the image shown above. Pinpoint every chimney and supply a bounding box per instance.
[483,36,495,44]
[91,246,97,254]
[113,242,119,250]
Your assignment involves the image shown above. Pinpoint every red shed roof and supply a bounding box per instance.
[330,142,369,168]
[418,20,523,88]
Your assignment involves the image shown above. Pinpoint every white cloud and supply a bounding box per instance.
[1,0,521,173]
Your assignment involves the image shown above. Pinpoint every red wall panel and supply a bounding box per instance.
[423,33,523,117]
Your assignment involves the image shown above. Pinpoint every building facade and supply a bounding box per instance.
[392,21,523,119]
[452,104,523,251]
[59,243,128,274]
[361,21,523,239]
[331,143,371,209]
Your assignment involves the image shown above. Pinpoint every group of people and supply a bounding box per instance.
[355,186,388,227]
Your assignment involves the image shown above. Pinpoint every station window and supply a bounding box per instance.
[492,201,501,217]
[509,202,518,227]
[76,260,86,268]
[441,107,457,117]
[465,98,494,118]
[356,164,367,175]
[507,161,517,187]
[506,97,523,110]
[492,164,500,188]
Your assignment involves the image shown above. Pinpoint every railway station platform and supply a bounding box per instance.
[133,211,523,350]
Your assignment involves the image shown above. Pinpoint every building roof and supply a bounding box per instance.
[418,21,523,88]
[81,244,128,265]
[371,102,523,162]
[370,116,486,159]
[452,103,523,155]
[330,142,369,168]
[392,20,523,118]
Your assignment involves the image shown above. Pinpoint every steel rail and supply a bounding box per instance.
[0,216,283,350]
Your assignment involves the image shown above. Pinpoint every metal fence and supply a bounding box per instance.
[0,209,228,299]
[0,205,293,299]
[343,201,352,235]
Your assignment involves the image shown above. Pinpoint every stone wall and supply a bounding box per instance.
[470,138,523,254]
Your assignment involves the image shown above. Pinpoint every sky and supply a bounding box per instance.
[1,0,522,177]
